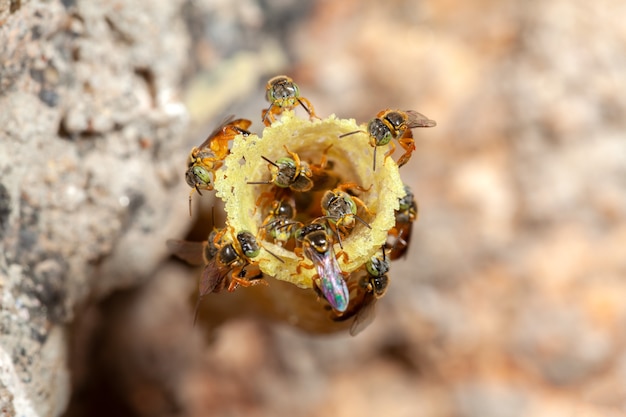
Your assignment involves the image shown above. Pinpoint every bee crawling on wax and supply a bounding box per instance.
[186,116,252,215]
[334,246,390,336]
[386,183,417,260]
[167,226,283,323]
[262,75,318,126]
[340,109,436,171]
[247,145,314,192]
[320,182,373,249]
[294,220,349,313]
[259,197,301,247]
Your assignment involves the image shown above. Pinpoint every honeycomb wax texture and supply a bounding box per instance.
[214,111,406,288]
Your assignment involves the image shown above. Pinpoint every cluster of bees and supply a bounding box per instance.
[169,76,434,335]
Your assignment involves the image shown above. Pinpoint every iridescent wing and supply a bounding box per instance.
[305,244,349,312]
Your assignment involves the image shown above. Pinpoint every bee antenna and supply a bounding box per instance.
[333,227,344,249]
[262,104,273,124]
[276,220,300,230]
[339,130,364,139]
[372,146,377,171]
[297,98,312,116]
[261,155,280,167]
[261,219,277,229]
[264,246,285,263]
[355,214,372,229]
[247,180,274,185]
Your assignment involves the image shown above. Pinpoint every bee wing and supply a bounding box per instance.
[196,115,237,149]
[349,294,377,336]
[167,239,205,266]
[305,245,349,312]
[192,258,230,324]
[405,110,437,128]
[199,258,230,296]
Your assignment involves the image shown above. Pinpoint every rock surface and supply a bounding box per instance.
[1,0,191,415]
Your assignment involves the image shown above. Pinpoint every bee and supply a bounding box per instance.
[186,116,252,215]
[320,183,373,249]
[168,227,282,323]
[295,220,349,313]
[247,145,314,192]
[386,184,417,260]
[262,75,317,126]
[335,247,390,336]
[340,109,436,171]
[259,198,300,247]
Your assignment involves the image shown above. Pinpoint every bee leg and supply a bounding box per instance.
[336,182,372,193]
[396,131,416,168]
[336,250,350,263]
[283,145,304,172]
[230,276,267,289]
[297,97,318,120]
[254,190,276,211]
[228,267,267,291]
[326,222,344,249]
[212,227,228,247]
[312,144,333,172]
[383,140,396,166]
[311,278,330,307]
[294,259,315,276]
[262,105,276,127]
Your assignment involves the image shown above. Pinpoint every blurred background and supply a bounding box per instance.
[2,0,626,416]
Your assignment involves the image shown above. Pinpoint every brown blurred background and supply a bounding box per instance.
[2,0,626,416]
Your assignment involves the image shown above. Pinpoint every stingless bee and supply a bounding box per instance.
[386,184,417,260]
[186,116,252,215]
[259,198,300,247]
[247,145,314,192]
[295,220,349,313]
[320,183,373,248]
[168,226,283,323]
[340,109,436,171]
[334,246,390,336]
[262,75,317,126]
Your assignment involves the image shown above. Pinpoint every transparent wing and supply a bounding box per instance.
[166,239,205,266]
[196,115,237,149]
[405,110,436,128]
